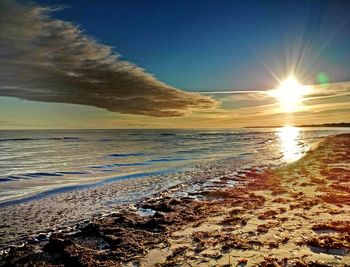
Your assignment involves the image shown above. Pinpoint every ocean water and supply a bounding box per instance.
[0,127,349,205]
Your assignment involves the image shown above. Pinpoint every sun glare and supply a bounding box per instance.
[277,126,302,162]
[269,76,311,113]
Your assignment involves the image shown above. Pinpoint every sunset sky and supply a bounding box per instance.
[0,0,349,129]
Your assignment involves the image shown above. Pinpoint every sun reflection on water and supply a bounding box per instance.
[277,126,302,162]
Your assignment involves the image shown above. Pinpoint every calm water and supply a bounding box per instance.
[0,127,349,205]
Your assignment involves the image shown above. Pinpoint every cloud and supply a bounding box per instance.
[304,82,350,101]
[0,0,217,117]
[201,81,350,112]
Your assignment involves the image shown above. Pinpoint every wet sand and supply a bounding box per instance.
[0,158,250,250]
[1,134,349,266]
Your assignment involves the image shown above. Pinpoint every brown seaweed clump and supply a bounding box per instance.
[1,196,209,267]
[312,221,350,233]
[219,215,247,226]
[257,209,279,220]
[305,233,350,255]
[191,230,263,254]
[257,256,333,267]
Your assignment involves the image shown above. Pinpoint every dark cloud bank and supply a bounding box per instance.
[0,0,216,117]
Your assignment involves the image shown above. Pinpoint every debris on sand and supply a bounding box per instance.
[2,134,350,266]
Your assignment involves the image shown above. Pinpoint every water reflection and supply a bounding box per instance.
[277,126,302,162]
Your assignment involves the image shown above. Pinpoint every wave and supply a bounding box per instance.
[0,171,87,182]
[108,153,146,157]
[24,172,64,178]
[147,157,186,162]
[56,171,87,175]
[0,175,23,182]
[90,162,149,169]
[0,138,33,142]
[159,133,177,136]
[0,137,80,142]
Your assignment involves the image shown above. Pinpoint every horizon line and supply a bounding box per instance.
[0,122,349,131]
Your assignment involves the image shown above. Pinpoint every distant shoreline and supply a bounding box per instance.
[244,122,350,128]
[1,123,350,131]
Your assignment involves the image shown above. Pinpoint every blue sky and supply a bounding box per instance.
[36,0,350,91]
[0,0,349,129]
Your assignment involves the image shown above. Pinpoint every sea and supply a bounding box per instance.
[1,127,349,206]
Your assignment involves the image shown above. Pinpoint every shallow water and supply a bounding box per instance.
[0,127,349,205]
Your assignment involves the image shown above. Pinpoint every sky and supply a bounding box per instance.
[0,0,349,129]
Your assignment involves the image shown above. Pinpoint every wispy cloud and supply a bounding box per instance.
[201,81,350,110]
[0,0,217,117]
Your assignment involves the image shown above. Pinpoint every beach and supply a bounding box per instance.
[0,133,349,266]
[2,128,336,249]
[1,0,349,265]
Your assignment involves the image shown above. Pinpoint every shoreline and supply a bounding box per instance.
[0,169,180,208]
[1,134,349,266]
[1,127,347,208]
[0,157,252,250]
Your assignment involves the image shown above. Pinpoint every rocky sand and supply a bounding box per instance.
[0,134,349,266]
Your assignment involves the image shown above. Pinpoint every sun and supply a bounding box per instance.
[269,75,311,113]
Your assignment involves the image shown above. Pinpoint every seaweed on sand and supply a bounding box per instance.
[305,233,350,255]
[312,221,350,233]
[257,256,333,267]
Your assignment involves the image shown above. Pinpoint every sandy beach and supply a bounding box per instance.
[2,0,350,265]
[1,133,349,266]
